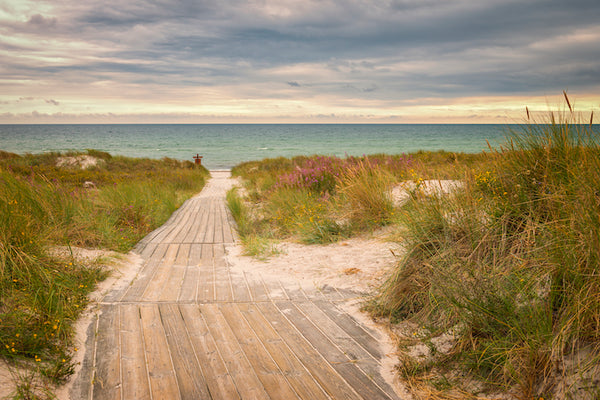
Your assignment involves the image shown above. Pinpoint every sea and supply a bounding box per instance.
[0,124,515,170]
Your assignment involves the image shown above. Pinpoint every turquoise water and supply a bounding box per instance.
[0,124,511,169]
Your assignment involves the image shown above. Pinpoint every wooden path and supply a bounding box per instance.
[70,171,401,400]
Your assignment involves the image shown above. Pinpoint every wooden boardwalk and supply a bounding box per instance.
[70,171,401,400]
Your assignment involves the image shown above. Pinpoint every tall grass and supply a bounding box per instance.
[0,151,208,394]
[370,96,600,398]
[230,154,409,248]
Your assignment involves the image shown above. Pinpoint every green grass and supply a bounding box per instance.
[368,95,600,398]
[0,150,208,396]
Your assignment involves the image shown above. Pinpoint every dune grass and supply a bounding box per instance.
[230,152,486,250]
[0,150,208,397]
[368,95,600,398]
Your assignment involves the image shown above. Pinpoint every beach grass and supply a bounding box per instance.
[367,95,600,398]
[230,152,486,250]
[229,95,600,398]
[0,150,208,396]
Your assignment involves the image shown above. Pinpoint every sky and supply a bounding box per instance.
[1,0,599,123]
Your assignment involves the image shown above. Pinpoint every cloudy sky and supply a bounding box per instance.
[1,0,599,123]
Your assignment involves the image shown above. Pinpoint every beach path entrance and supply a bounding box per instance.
[70,170,401,400]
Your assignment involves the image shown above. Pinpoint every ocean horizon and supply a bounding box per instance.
[0,123,517,169]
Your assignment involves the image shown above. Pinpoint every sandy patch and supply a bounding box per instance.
[56,155,104,170]
[227,235,401,295]
[392,179,464,206]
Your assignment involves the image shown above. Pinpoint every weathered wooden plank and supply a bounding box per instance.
[163,243,180,266]
[120,305,151,400]
[141,244,179,301]
[213,202,224,244]
[188,243,203,266]
[120,243,169,302]
[256,302,361,400]
[174,243,191,266]
[313,299,383,360]
[264,280,289,301]
[197,244,215,302]
[69,313,98,400]
[178,266,199,302]
[230,269,252,302]
[296,301,399,398]
[200,304,269,399]
[139,305,181,400]
[283,284,308,301]
[222,203,235,244]
[179,305,241,399]
[214,244,233,302]
[245,272,270,302]
[220,303,299,399]
[92,305,121,400]
[202,198,216,243]
[276,301,392,400]
[159,265,186,302]
[236,303,330,400]
[193,202,211,244]
[316,284,344,301]
[159,304,212,400]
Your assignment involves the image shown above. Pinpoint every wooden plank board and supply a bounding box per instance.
[237,303,330,400]
[202,198,216,243]
[244,272,270,302]
[214,244,233,302]
[159,265,185,302]
[140,244,179,301]
[213,202,224,244]
[188,244,203,266]
[295,301,399,399]
[163,243,180,266]
[174,243,191,266]
[179,304,241,400]
[69,313,98,400]
[183,207,205,244]
[222,203,235,243]
[275,301,392,400]
[120,305,151,400]
[120,243,169,302]
[197,244,215,302]
[92,305,121,400]
[193,202,211,244]
[256,302,361,400]
[313,300,383,360]
[264,280,289,301]
[230,269,252,302]
[159,304,212,400]
[200,304,270,399]
[139,305,181,400]
[178,266,199,302]
[219,303,299,399]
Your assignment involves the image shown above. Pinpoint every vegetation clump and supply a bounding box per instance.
[369,95,600,399]
[0,150,208,396]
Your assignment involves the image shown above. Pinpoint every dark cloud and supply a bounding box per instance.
[1,0,599,116]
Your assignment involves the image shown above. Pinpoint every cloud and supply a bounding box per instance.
[1,0,599,122]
